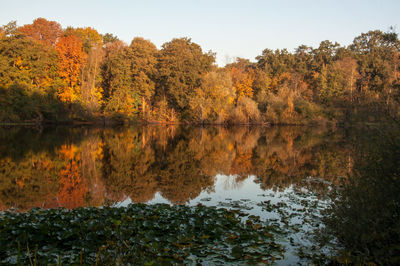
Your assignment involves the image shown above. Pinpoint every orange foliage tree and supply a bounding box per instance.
[18,18,62,47]
[61,27,105,112]
[56,34,87,103]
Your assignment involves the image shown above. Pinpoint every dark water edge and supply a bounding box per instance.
[0,115,335,127]
[0,124,399,264]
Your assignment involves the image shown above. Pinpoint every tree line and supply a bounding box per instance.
[0,18,399,124]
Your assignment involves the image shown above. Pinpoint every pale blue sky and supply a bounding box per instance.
[2,0,399,65]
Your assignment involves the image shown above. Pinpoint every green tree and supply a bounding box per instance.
[102,33,119,44]
[318,57,359,103]
[157,38,215,116]
[0,36,62,122]
[311,40,340,72]
[128,37,158,119]
[350,30,400,106]
[256,49,295,77]
[0,37,59,90]
[101,41,139,118]
[293,45,313,77]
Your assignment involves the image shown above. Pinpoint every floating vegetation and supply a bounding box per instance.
[0,204,284,265]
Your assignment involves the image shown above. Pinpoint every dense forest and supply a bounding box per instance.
[0,18,399,125]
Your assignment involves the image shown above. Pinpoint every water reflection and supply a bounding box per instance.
[0,125,351,211]
[321,125,400,264]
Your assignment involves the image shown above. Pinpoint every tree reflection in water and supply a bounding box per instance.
[0,125,350,210]
[2,124,398,263]
[320,124,400,264]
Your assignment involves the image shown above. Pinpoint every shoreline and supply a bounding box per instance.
[0,119,334,127]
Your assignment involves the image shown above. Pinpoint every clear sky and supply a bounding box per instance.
[1,0,399,65]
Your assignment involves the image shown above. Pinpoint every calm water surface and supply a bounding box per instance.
[0,125,355,264]
[0,125,349,210]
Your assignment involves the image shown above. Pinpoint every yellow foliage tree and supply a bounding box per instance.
[231,67,255,98]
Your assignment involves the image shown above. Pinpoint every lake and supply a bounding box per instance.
[0,125,398,264]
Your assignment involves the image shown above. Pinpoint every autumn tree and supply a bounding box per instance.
[256,49,297,93]
[224,58,255,99]
[56,34,86,103]
[223,58,261,123]
[229,96,261,124]
[188,71,235,122]
[18,18,62,47]
[230,67,255,99]
[64,27,104,114]
[61,27,105,114]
